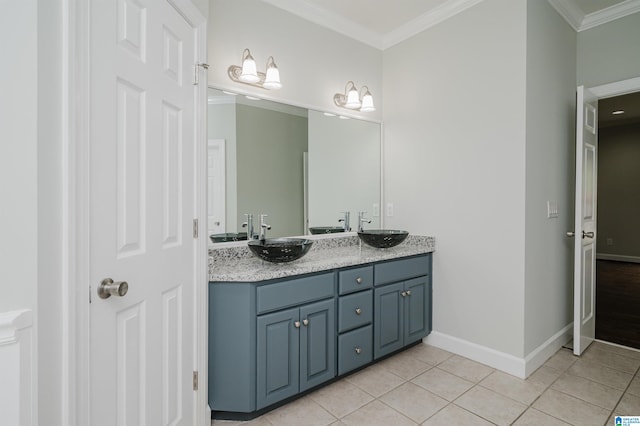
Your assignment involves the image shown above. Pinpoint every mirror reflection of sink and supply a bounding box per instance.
[248,238,314,263]
[309,226,345,235]
[358,230,409,249]
[210,232,248,243]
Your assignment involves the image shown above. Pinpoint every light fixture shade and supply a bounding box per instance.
[359,88,375,112]
[345,87,361,109]
[239,50,260,83]
[262,57,282,90]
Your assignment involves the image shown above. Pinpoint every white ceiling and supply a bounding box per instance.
[262,0,640,50]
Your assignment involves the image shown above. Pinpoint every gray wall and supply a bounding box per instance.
[236,104,308,238]
[597,122,640,259]
[577,12,640,87]
[383,0,528,357]
[524,0,576,355]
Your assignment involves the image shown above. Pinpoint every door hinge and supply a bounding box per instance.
[89,285,92,304]
[193,218,199,239]
[193,63,209,86]
[193,371,198,391]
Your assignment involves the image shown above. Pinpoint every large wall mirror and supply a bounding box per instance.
[207,87,381,242]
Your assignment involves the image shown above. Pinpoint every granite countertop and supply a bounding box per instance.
[209,234,435,282]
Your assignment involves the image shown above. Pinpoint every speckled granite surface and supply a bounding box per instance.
[209,234,435,282]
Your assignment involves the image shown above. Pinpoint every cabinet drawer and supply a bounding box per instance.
[257,273,334,314]
[338,290,372,333]
[338,325,373,375]
[374,255,429,286]
[339,266,373,295]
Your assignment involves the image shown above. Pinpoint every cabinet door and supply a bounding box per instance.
[404,276,430,344]
[299,299,336,392]
[257,307,300,409]
[374,282,404,359]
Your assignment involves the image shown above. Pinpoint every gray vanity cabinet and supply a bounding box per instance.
[209,252,433,418]
[256,298,335,409]
[373,256,432,359]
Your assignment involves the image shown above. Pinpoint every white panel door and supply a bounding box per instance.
[89,0,197,424]
[572,86,598,356]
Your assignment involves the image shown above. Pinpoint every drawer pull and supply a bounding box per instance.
[354,347,362,354]
[355,308,362,315]
[294,321,301,328]
[355,277,363,284]
[302,319,309,326]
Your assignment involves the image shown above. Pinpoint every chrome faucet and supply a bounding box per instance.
[338,211,351,232]
[242,213,256,239]
[358,211,371,232]
[259,214,271,241]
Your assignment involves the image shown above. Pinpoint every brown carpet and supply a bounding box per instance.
[596,259,640,349]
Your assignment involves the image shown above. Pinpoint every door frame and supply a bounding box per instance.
[63,1,209,425]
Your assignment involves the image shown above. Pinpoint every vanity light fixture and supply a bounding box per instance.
[334,81,376,112]
[612,110,625,115]
[228,48,282,90]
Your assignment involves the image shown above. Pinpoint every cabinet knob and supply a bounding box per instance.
[406,290,411,296]
[302,319,309,326]
[355,277,363,284]
[401,291,407,297]
[294,321,301,328]
[354,347,362,354]
[355,308,362,315]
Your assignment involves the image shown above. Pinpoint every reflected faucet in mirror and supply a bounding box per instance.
[339,211,351,232]
[242,213,256,240]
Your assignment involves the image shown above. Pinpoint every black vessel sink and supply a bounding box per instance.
[209,232,248,243]
[248,238,314,263]
[358,229,409,249]
[309,226,345,235]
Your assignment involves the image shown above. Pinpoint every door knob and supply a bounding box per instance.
[566,231,575,237]
[98,278,129,299]
[294,321,301,328]
[582,231,595,239]
[302,319,309,326]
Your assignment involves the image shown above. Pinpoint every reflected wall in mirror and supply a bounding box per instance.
[207,88,381,242]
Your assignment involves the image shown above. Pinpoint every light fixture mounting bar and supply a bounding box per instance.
[228,65,268,89]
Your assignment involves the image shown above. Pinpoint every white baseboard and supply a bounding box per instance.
[0,309,34,426]
[596,253,640,263]
[424,324,572,379]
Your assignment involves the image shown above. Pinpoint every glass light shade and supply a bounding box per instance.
[239,53,260,83]
[360,92,375,112]
[345,88,361,109]
[263,65,281,90]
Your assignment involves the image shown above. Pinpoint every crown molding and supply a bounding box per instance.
[263,0,484,51]
[580,0,640,31]
[547,0,582,31]
[382,0,484,49]
[262,0,384,49]
[548,0,640,32]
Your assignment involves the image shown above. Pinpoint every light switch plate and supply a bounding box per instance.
[547,200,559,218]
[373,203,380,217]
[386,203,394,217]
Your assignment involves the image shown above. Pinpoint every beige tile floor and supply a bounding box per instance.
[212,341,640,426]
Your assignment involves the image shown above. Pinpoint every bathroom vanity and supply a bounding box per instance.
[208,235,435,419]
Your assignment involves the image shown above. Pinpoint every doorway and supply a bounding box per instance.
[595,90,640,349]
